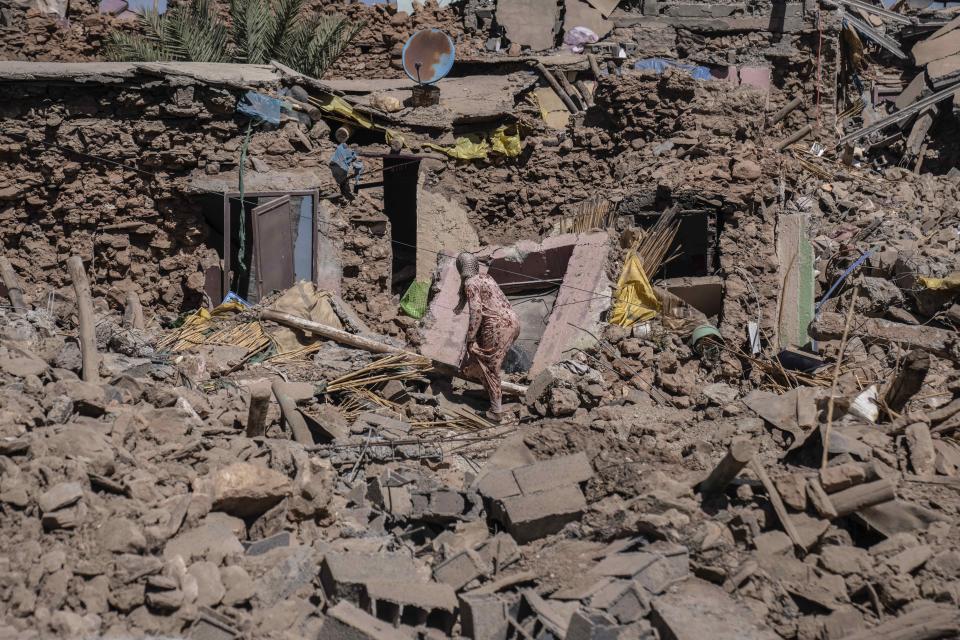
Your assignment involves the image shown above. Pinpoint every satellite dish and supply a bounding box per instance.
[402,29,455,85]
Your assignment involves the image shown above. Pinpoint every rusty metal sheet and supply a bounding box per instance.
[252,195,294,298]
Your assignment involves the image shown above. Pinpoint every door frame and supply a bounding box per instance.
[220,189,320,301]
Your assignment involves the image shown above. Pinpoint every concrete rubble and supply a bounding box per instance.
[2,0,960,638]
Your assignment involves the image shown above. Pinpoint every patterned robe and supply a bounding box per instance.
[463,274,521,413]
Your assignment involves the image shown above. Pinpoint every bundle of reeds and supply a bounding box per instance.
[634,206,681,276]
[552,196,616,235]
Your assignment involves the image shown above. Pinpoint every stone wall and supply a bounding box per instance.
[0,70,332,313]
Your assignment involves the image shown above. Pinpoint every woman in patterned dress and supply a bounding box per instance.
[456,252,521,422]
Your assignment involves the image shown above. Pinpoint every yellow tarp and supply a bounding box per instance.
[269,281,343,354]
[425,126,522,161]
[609,252,660,327]
[919,273,960,291]
[533,87,571,129]
[314,93,407,148]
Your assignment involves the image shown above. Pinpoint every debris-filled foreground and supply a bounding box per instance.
[2,0,960,638]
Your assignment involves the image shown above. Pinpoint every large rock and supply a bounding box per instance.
[193,462,291,518]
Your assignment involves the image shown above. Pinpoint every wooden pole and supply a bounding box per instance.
[775,124,813,151]
[535,62,579,114]
[697,438,756,495]
[272,381,314,445]
[260,309,528,396]
[123,290,145,330]
[749,458,805,549]
[587,53,603,81]
[770,96,803,126]
[574,80,595,107]
[246,384,271,438]
[557,71,586,111]
[830,478,896,517]
[0,256,27,313]
[822,286,860,471]
[66,256,99,383]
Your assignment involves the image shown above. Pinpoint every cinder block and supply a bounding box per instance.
[363,580,457,633]
[476,469,522,501]
[497,485,586,544]
[512,453,593,495]
[460,593,510,640]
[321,552,421,603]
[434,549,491,591]
[320,601,414,640]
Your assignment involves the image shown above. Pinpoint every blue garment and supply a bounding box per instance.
[329,143,364,187]
[634,58,713,81]
[237,91,285,124]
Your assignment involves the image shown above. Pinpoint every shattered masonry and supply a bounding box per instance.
[2,0,960,639]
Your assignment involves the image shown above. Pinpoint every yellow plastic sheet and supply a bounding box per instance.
[919,273,960,291]
[490,126,522,157]
[314,92,406,147]
[425,126,522,160]
[609,252,660,327]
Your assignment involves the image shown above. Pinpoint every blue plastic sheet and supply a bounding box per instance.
[633,58,713,81]
[237,91,285,124]
[329,144,363,187]
[222,291,251,307]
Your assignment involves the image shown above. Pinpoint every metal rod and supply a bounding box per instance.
[837,80,960,146]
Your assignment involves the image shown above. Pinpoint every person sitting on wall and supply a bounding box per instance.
[455,252,520,423]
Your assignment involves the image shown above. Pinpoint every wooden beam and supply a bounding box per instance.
[0,256,27,313]
[66,256,99,383]
[272,381,314,445]
[749,458,805,550]
[830,478,896,517]
[260,309,528,396]
[697,438,757,495]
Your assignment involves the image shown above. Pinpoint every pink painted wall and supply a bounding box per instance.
[419,232,610,377]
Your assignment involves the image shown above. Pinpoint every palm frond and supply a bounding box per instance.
[280,13,363,78]
[105,30,171,62]
[241,0,275,63]
[267,0,304,59]
[106,0,358,73]
[229,0,251,60]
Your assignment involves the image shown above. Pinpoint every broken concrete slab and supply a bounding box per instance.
[927,52,960,88]
[650,578,779,640]
[810,313,955,359]
[496,0,561,51]
[321,600,415,640]
[912,29,960,66]
[496,484,587,544]
[513,452,593,494]
[321,551,423,603]
[776,213,815,349]
[563,0,612,40]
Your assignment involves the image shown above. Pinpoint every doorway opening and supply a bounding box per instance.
[200,190,319,303]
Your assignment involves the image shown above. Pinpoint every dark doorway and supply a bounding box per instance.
[200,190,319,303]
[381,154,422,294]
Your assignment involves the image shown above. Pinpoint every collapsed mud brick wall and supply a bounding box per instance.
[0,64,338,313]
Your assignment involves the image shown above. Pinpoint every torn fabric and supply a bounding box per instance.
[609,252,659,327]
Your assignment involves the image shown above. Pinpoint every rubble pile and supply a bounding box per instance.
[2,0,960,638]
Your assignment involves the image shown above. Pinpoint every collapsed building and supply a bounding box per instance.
[2,0,960,639]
